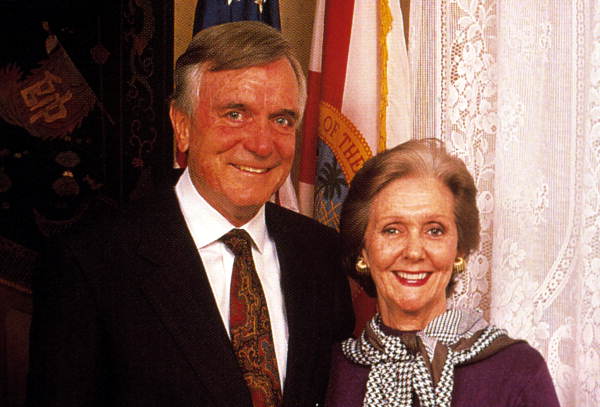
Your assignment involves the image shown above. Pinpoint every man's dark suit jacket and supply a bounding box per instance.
[26,188,354,407]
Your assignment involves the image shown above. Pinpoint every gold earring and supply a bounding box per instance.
[355,256,369,275]
[453,257,466,274]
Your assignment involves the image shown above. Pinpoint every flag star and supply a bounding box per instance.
[225,0,265,14]
[255,0,265,14]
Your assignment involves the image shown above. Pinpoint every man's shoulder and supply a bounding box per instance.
[265,202,338,239]
[59,187,180,248]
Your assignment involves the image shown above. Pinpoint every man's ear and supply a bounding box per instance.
[169,104,191,153]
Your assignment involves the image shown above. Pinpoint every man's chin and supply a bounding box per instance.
[229,196,270,212]
[219,191,271,215]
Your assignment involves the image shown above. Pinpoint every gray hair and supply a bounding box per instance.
[171,21,307,119]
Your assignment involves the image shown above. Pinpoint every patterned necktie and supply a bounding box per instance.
[221,229,282,407]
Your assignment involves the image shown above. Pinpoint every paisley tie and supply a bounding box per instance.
[221,229,282,407]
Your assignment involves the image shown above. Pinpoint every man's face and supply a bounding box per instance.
[171,58,300,226]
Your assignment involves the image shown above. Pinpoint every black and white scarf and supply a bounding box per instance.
[342,309,509,407]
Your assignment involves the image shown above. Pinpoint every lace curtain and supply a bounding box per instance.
[409,1,600,405]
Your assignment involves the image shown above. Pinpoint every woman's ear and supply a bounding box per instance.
[360,248,369,266]
[169,104,191,153]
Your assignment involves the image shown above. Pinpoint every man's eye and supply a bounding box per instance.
[226,111,243,120]
[274,116,293,127]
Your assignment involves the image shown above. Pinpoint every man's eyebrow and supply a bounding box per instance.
[219,103,247,110]
[270,109,299,120]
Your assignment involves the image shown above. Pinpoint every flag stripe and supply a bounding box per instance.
[320,0,356,109]
[298,70,322,184]
[384,0,412,148]
[307,0,327,73]
[341,2,378,154]
[379,0,393,152]
[298,0,328,216]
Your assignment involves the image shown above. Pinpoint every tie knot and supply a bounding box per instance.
[221,229,253,256]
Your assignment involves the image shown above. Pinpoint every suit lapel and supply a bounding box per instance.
[134,191,251,407]
[266,204,320,402]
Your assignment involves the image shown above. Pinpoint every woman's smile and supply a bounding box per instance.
[394,271,431,286]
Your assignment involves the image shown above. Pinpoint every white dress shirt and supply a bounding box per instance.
[175,169,288,388]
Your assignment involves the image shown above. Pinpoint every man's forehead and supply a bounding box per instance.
[202,58,295,85]
[199,60,299,107]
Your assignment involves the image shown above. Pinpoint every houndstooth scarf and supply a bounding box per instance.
[342,309,509,407]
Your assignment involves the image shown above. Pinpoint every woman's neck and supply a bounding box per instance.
[379,300,448,331]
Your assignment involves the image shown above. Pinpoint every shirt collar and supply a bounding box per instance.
[175,168,267,253]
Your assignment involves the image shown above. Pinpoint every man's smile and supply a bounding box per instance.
[231,163,273,174]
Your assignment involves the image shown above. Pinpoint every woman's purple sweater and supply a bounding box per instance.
[325,341,560,406]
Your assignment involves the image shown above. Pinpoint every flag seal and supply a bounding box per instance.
[318,101,373,183]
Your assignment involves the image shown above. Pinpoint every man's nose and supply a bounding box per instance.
[243,118,274,157]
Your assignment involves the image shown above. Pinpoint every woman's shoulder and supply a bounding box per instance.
[454,341,560,406]
[457,340,549,379]
[490,340,545,362]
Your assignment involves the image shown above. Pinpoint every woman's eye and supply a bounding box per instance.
[427,227,444,237]
[383,227,399,235]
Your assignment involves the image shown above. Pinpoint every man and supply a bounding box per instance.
[27,21,354,407]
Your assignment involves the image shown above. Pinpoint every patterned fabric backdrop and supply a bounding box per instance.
[0,1,173,291]
[409,1,600,405]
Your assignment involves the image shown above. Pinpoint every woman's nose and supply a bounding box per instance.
[403,234,425,260]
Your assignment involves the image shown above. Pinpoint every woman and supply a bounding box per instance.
[326,139,560,406]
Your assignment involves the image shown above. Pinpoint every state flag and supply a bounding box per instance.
[298,0,412,333]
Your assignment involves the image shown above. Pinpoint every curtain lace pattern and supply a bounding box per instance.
[410,0,600,405]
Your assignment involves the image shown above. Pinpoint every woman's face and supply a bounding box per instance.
[361,176,459,330]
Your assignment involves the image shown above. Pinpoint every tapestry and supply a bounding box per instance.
[0,0,173,291]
